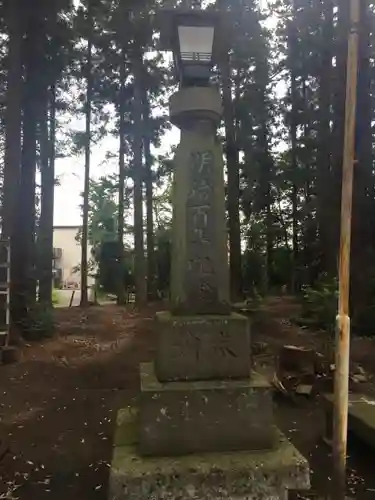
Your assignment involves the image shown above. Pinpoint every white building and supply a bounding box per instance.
[53,225,94,288]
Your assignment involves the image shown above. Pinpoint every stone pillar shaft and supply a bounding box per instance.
[169,87,230,315]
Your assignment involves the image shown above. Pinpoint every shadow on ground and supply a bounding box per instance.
[0,305,157,500]
[1,298,375,499]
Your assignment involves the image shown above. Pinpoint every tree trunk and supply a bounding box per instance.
[265,186,272,294]
[132,47,147,306]
[143,93,155,300]
[330,0,350,277]
[3,0,22,241]
[38,85,56,307]
[221,48,242,302]
[317,0,333,277]
[117,44,126,305]
[217,0,242,301]
[80,0,93,307]
[351,0,372,322]
[288,14,299,293]
[13,10,41,320]
[3,0,23,338]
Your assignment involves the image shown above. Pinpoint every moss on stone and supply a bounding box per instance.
[156,310,249,323]
[140,362,270,392]
[109,407,310,500]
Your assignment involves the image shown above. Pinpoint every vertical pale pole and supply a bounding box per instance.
[333,1,360,499]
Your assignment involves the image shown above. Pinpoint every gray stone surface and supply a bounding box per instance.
[109,407,310,500]
[183,150,229,315]
[170,115,230,316]
[169,86,223,126]
[139,362,275,456]
[155,311,251,382]
[323,392,375,448]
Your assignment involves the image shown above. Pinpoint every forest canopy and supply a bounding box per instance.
[2,0,374,335]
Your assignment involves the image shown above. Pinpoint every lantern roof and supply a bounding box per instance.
[157,8,225,64]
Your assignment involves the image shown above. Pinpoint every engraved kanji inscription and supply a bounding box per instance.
[185,151,219,311]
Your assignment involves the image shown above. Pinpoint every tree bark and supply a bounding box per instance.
[80,0,93,307]
[217,0,242,301]
[13,8,42,319]
[330,0,350,277]
[3,0,23,338]
[117,44,126,305]
[38,85,56,306]
[317,0,333,276]
[221,48,242,302]
[288,13,299,292]
[132,46,147,305]
[143,93,155,300]
[351,0,372,320]
[3,0,22,241]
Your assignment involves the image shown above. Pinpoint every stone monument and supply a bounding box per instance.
[109,8,310,500]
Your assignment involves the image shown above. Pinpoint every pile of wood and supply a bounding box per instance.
[273,344,372,401]
[273,345,327,399]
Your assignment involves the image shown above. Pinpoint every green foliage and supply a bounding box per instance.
[77,175,125,247]
[97,241,134,294]
[300,275,338,332]
[52,289,60,305]
[242,248,264,296]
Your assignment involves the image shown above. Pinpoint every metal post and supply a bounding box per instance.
[332,1,360,499]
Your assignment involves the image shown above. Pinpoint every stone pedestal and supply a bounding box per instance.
[155,311,251,381]
[109,81,310,499]
[139,363,275,456]
[110,408,310,500]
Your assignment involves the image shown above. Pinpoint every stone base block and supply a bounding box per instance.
[139,362,275,456]
[323,392,375,449]
[155,311,251,382]
[109,407,310,500]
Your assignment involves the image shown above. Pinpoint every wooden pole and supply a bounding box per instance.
[333,1,360,499]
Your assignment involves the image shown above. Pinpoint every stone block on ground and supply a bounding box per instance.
[109,407,310,500]
[139,362,275,456]
[155,311,251,382]
[323,393,375,449]
[278,345,315,375]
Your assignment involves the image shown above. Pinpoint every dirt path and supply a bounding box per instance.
[0,305,157,500]
[1,298,375,499]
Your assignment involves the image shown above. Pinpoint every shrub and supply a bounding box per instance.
[52,289,59,305]
[300,275,338,332]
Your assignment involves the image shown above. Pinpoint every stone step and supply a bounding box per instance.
[110,406,310,500]
[323,392,375,449]
[139,362,275,456]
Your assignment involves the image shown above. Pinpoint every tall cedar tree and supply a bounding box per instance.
[217,0,242,301]
[3,0,23,337]
[132,40,147,305]
[117,40,127,305]
[80,0,93,307]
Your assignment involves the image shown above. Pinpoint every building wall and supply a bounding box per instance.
[53,226,94,288]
